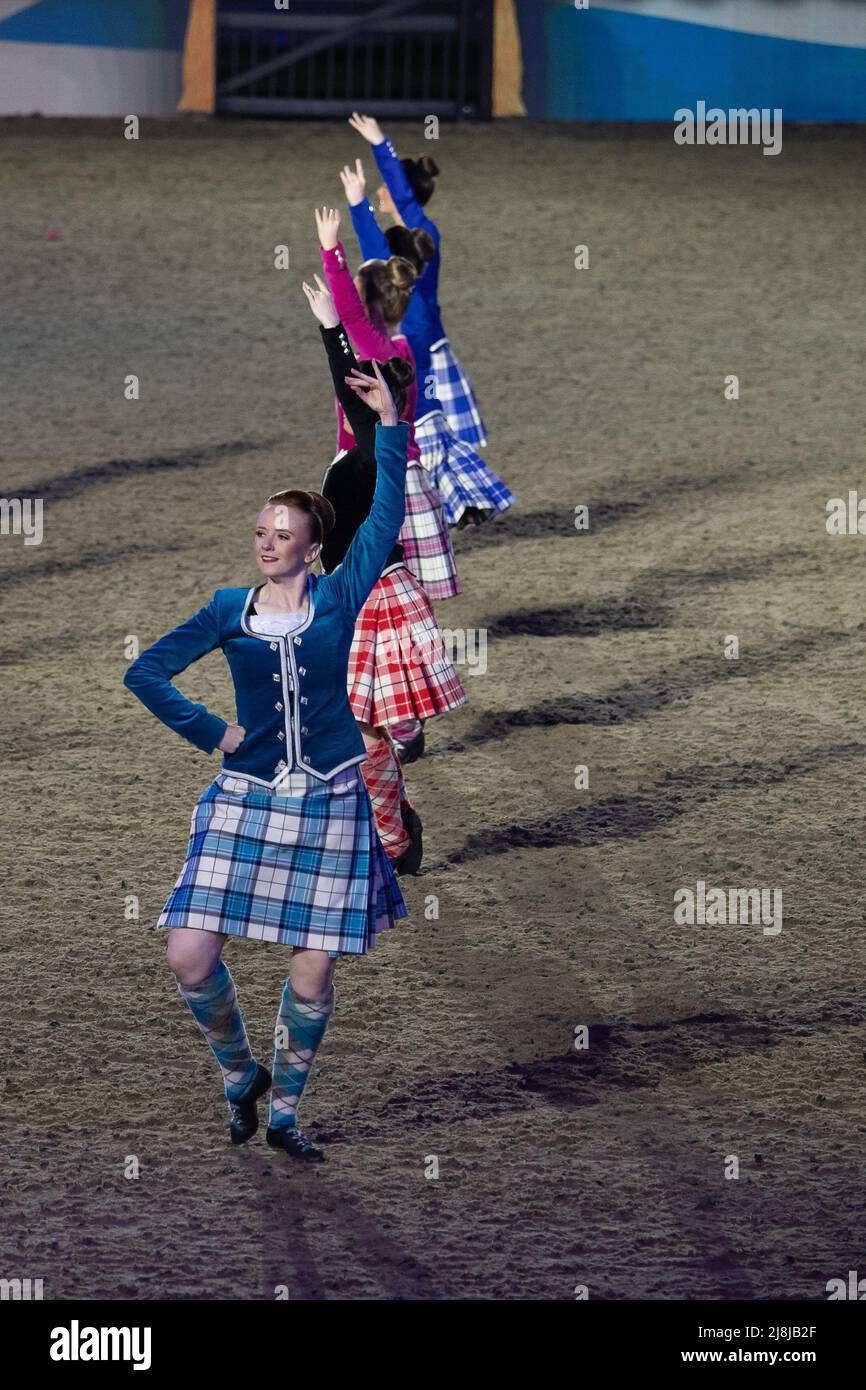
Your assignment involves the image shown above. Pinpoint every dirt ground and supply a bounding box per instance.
[2,116,866,1301]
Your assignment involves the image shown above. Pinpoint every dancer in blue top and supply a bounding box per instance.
[348,111,487,449]
[339,146,514,530]
[123,362,410,1163]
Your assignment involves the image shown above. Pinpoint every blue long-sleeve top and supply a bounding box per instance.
[349,195,443,423]
[123,423,409,785]
[372,135,446,342]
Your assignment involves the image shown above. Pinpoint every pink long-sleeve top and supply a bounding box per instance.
[320,242,421,460]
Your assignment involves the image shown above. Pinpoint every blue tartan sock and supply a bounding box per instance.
[177,960,258,1104]
[268,980,335,1130]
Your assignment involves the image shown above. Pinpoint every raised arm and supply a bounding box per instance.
[320,246,396,361]
[348,114,440,245]
[324,364,409,615]
[315,206,398,361]
[340,158,391,263]
[123,592,229,753]
[349,196,390,264]
[320,323,377,457]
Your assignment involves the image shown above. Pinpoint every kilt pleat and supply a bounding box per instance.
[157,771,406,955]
[430,340,488,449]
[398,460,461,601]
[416,411,515,526]
[348,565,468,728]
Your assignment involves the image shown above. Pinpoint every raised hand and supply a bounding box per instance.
[348,112,384,146]
[314,206,341,250]
[302,274,339,328]
[339,159,366,207]
[218,723,246,754]
[345,361,397,426]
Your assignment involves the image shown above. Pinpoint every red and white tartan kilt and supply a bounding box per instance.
[399,460,461,602]
[348,564,468,728]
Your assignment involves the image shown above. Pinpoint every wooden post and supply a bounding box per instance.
[179,0,216,113]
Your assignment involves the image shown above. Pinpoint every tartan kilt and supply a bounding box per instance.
[156,769,407,956]
[416,410,515,526]
[399,460,461,601]
[430,338,488,449]
[348,564,468,728]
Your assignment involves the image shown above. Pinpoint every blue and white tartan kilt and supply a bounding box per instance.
[430,338,488,449]
[415,409,515,526]
[156,768,407,956]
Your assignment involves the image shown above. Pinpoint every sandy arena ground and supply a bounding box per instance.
[2,117,866,1300]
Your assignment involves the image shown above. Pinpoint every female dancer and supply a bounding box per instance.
[348,112,495,453]
[123,359,409,1162]
[339,157,514,531]
[302,274,467,852]
[313,207,460,609]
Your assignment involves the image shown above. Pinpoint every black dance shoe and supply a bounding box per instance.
[266,1124,326,1162]
[229,1063,272,1146]
[394,807,423,877]
[393,724,425,765]
[455,506,490,530]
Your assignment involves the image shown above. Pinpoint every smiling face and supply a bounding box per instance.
[254,504,320,580]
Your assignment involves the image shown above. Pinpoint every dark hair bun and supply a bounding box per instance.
[401,154,439,207]
[356,356,416,418]
[386,357,415,392]
[384,225,435,273]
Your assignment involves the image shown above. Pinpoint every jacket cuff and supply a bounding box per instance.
[375,421,410,442]
[189,710,229,755]
[320,243,347,269]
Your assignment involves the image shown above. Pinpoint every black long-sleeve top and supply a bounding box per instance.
[319,324,404,574]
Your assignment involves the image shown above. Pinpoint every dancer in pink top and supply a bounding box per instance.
[315,207,459,606]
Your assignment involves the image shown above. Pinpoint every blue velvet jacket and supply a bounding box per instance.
[349,196,444,422]
[123,422,409,785]
[372,135,445,342]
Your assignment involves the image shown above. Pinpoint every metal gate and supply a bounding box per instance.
[216,0,494,120]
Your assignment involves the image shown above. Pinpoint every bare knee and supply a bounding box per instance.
[290,947,336,1003]
[167,928,225,987]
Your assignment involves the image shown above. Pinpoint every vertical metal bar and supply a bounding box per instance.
[385,30,393,102]
[457,0,469,116]
[479,0,494,120]
[326,32,335,100]
[441,32,448,103]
